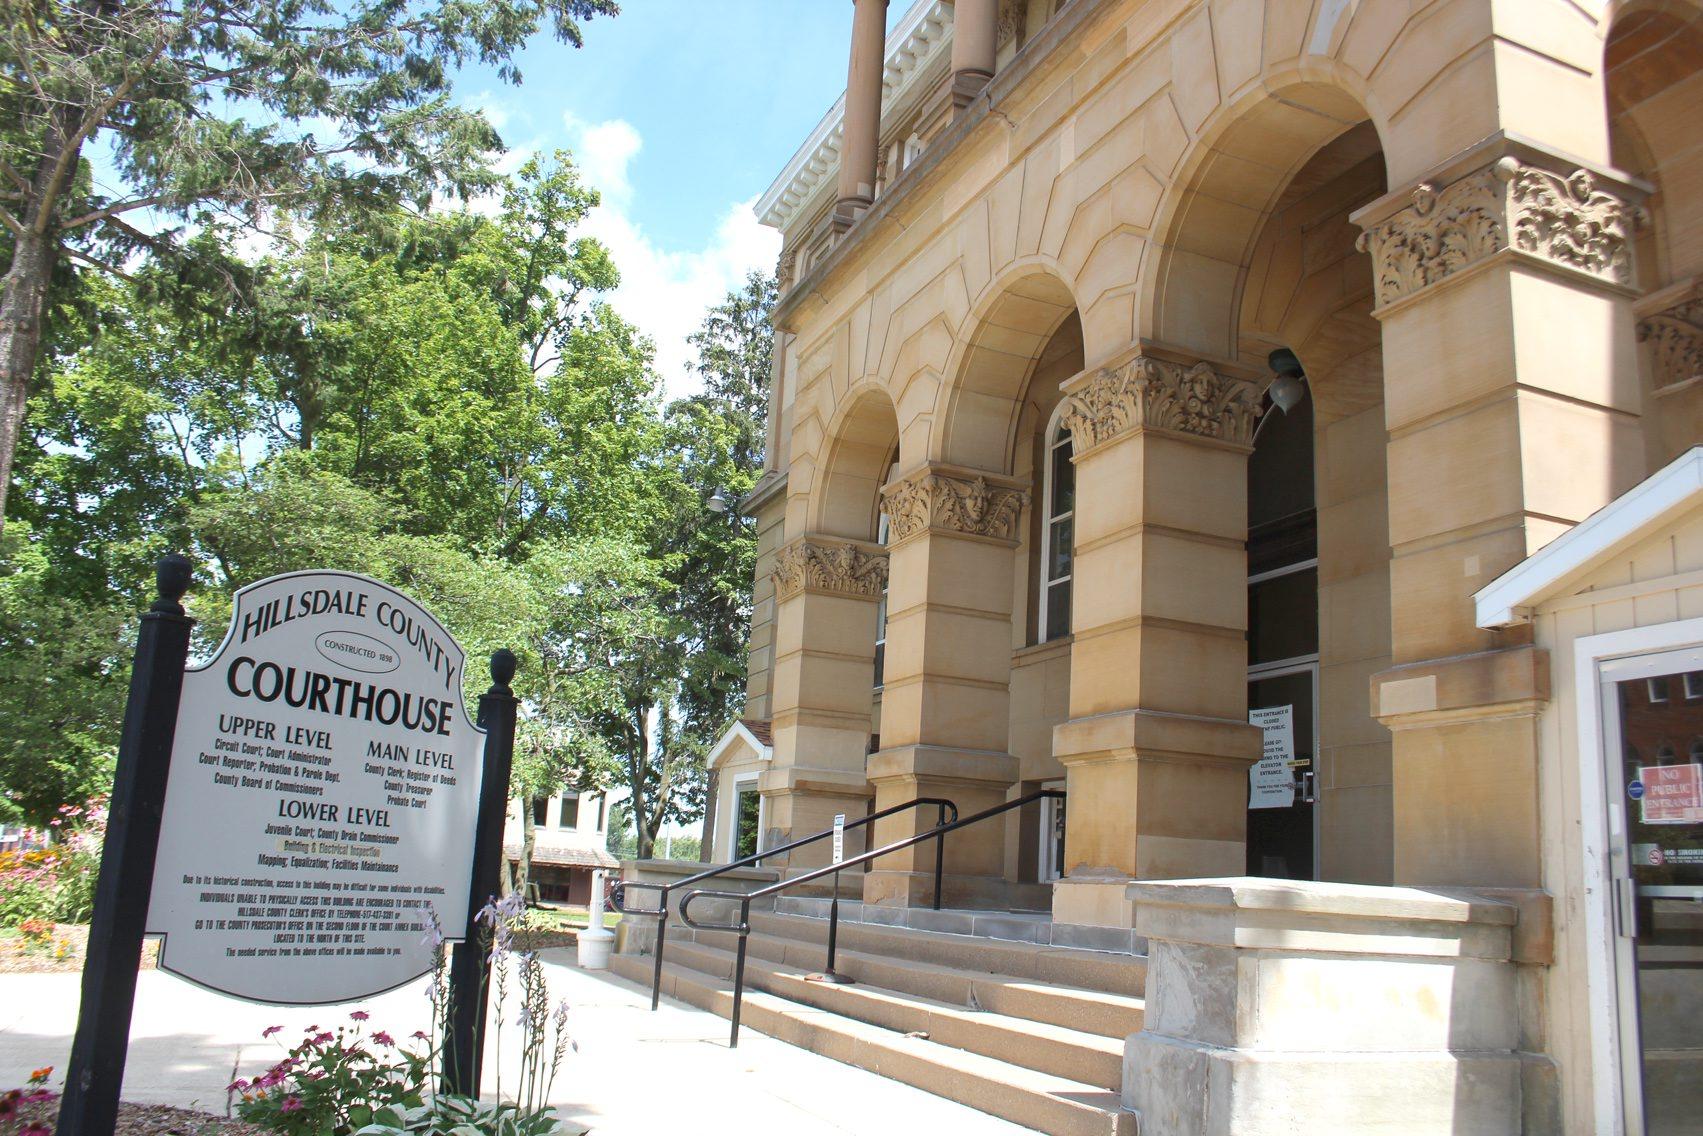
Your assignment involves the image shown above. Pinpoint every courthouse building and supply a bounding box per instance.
[667,1,1703,1132]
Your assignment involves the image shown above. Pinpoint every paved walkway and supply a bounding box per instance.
[0,953,1033,1135]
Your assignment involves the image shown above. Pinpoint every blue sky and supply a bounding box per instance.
[449,1,913,397]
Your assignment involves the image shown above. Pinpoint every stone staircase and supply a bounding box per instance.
[609,899,1144,1135]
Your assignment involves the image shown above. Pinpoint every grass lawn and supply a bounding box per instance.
[528,905,621,931]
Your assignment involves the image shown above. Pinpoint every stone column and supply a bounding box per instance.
[1352,137,1647,888]
[1123,878,1520,1134]
[948,0,997,111]
[864,464,1029,907]
[834,0,888,233]
[1050,346,1265,929]
[763,534,887,870]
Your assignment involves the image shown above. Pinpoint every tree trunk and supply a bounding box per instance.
[0,227,56,533]
[517,803,536,900]
[631,706,655,861]
[1,99,85,536]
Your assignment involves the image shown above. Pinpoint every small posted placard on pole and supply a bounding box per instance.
[832,813,845,864]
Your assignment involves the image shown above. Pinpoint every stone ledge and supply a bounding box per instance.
[1371,645,1550,728]
[1127,876,1517,927]
[865,744,1019,787]
[1054,708,1262,766]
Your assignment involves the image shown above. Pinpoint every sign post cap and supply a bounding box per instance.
[153,553,194,612]
[490,648,518,689]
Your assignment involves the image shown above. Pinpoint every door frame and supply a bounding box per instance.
[1038,778,1066,881]
[1246,654,1322,881]
[1573,615,1703,1136]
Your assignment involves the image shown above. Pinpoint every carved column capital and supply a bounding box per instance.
[1057,352,1262,454]
[879,466,1029,545]
[776,247,797,292]
[1355,149,1647,310]
[1637,279,1703,390]
[772,536,888,601]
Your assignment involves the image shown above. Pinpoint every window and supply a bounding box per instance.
[530,797,550,826]
[596,795,606,831]
[559,795,580,829]
[1039,412,1075,641]
[733,781,761,859]
[874,509,890,688]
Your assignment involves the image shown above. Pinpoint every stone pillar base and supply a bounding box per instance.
[830,196,870,234]
[758,766,873,871]
[1055,709,1260,881]
[1123,877,1522,1135]
[863,744,1017,908]
[1051,874,1138,929]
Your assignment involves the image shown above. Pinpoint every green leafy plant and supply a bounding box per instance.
[231,1016,428,1136]
[354,1096,561,1136]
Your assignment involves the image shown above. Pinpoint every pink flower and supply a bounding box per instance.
[262,1025,283,1038]
[22,1124,51,1136]
[412,1030,430,1041]
[372,1031,395,1046]
[349,1010,369,1021]
[227,1078,249,1093]
[280,1096,303,1113]
[304,1024,319,1032]
[311,1031,334,1046]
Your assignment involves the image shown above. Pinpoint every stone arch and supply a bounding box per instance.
[934,262,1081,473]
[811,381,901,542]
[1142,77,1386,364]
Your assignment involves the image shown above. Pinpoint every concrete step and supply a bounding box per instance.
[662,935,1125,1087]
[681,924,1143,1041]
[745,909,1147,998]
[610,952,1137,1136]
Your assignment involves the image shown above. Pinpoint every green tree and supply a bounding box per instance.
[0,0,619,529]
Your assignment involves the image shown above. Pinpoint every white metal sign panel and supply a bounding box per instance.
[146,571,482,1003]
[1248,705,1296,810]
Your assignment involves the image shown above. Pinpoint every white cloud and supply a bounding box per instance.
[561,114,779,401]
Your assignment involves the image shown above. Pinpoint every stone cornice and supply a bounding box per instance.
[1057,349,1262,454]
[1636,277,1703,391]
[1353,136,1648,311]
[880,465,1030,545]
[772,535,888,601]
[741,469,789,516]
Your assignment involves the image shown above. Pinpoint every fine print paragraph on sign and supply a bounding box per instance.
[145,571,484,1004]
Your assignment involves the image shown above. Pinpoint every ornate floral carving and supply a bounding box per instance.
[1058,356,1262,451]
[772,538,887,600]
[996,0,1024,46]
[776,247,797,291]
[1508,165,1641,285]
[1638,296,1703,389]
[1355,167,1506,307]
[880,471,1028,543]
[1356,156,1644,307]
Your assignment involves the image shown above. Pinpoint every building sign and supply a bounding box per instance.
[1248,705,1296,810]
[146,571,483,1004]
[1639,763,1703,825]
[832,813,845,864]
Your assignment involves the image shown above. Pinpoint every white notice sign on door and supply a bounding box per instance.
[1248,705,1296,810]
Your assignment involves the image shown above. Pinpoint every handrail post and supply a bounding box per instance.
[729,897,751,1048]
[810,867,854,985]
[934,802,947,911]
[650,884,670,1011]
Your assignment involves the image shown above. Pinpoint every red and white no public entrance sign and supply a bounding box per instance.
[1640,763,1703,825]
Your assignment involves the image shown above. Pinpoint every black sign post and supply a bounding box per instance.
[57,555,195,1136]
[443,647,519,1097]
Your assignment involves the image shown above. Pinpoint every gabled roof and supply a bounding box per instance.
[1475,446,1703,628]
[754,0,954,233]
[707,718,773,771]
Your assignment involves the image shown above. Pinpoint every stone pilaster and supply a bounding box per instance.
[1637,278,1703,464]
[1050,345,1265,927]
[763,534,887,869]
[1351,135,1648,888]
[864,464,1028,907]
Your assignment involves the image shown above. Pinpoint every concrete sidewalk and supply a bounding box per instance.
[0,954,1034,1135]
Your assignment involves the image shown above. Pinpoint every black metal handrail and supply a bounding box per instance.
[609,795,957,1010]
[678,788,1066,1047]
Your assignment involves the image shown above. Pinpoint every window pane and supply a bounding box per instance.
[560,796,580,829]
[1247,567,1319,665]
[1051,432,1075,515]
[1046,581,1072,641]
[530,797,549,826]
[1048,517,1074,581]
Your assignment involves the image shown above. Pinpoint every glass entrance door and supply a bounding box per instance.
[1247,663,1317,879]
[1601,648,1703,1134]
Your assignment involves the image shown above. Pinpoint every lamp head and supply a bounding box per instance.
[707,489,730,514]
[1266,348,1306,414]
